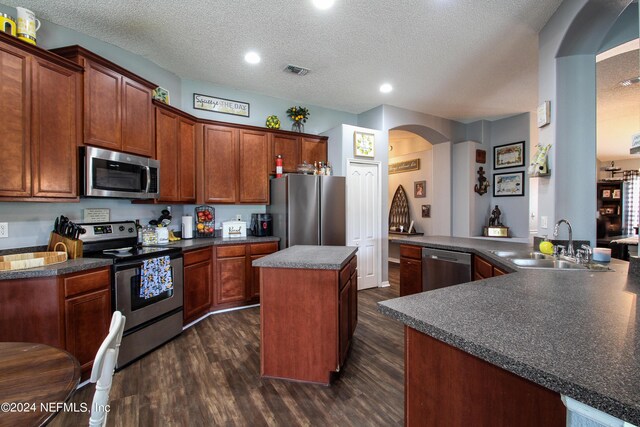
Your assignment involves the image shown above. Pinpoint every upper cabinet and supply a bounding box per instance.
[269,134,328,174]
[0,33,82,200]
[300,136,327,166]
[154,102,197,203]
[51,46,156,157]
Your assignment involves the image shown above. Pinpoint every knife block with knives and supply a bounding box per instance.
[47,215,84,259]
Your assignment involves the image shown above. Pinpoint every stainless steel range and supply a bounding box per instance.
[80,221,183,368]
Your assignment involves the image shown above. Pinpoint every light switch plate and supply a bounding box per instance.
[540,216,548,229]
[0,222,8,238]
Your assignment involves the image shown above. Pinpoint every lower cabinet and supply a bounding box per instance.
[474,255,508,280]
[183,247,213,324]
[0,266,111,380]
[182,241,279,323]
[400,245,423,296]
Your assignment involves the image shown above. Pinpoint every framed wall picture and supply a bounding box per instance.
[612,189,621,199]
[414,181,426,198]
[354,131,375,157]
[602,189,611,198]
[476,149,486,164]
[494,141,525,169]
[421,204,431,218]
[493,171,524,197]
[537,101,550,128]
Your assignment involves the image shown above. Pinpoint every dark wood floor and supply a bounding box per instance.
[53,264,403,426]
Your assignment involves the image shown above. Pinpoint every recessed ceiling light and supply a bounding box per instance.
[244,51,261,64]
[312,0,335,10]
[380,83,393,93]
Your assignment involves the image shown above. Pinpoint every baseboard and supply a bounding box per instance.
[183,303,260,330]
[379,281,390,288]
[388,257,400,264]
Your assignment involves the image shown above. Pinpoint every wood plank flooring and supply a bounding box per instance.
[52,264,403,426]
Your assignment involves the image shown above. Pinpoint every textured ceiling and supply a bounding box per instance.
[4,0,564,121]
[597,48,640,162]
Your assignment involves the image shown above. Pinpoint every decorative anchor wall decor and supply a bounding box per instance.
[474,167,489,195]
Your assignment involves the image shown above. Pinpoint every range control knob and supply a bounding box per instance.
[128,227,134,233]
[119,225,125,232]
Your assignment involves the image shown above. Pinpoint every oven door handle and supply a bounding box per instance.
[144,165,151,193]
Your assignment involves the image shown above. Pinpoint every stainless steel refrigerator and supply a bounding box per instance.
[267,175,346,250]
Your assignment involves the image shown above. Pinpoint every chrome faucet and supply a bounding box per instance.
[553,219,574,258]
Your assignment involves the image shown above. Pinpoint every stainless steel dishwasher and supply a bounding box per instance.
[422,248,472,291]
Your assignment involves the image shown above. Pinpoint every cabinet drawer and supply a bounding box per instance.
[474,256,493,279]
[493,267,508,276]
[339,263,351,289]
[349,255,357,274]
[217,245,246,258]
[184,248,212,266]
[250,242,278,255]
[64,267,110,297]
[400,245,422,260]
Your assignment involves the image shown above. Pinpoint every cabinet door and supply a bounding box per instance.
[300,137,327,165]
[400,257,422,296]
[215,256,246,304]
[183,259,212,324]
[64,288,111,377]
[31,58,79,198]
[0,43,31,197]
[178,117,197,203]
[202,125,238,203]
[121,76,154,156]
[84,60,121,150]
[239,129,269,203]
[248,254,265,300]
[270,133,300,173]
[155,107,179,201]
[339,280,351,365]
[474,256,493,280]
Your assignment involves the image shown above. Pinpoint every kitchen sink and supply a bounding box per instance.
[490,250,553,260]
[510,258,587,270]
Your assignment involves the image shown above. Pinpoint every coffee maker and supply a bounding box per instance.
[250,213,273,237]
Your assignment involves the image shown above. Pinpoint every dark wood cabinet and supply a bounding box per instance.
[400,245,423,296]
[247,242,278,302]
[183,248,213,324]
[155,103,197,203]
[300,136,327,165]
[239,129,269,203]
[0,33,82,200]
[349,257,358,337]
[260,254,357,385]
[474,255,509,280]
[214,245,247,305]
[270,133,300,173]
[0,266,111,380]
[52,45,156,157]
[202,124,239,204]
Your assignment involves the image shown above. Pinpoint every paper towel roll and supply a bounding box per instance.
[182,216,193,239]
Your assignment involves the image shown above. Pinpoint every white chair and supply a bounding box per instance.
[89,311,126,427]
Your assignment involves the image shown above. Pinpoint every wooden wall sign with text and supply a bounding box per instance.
[389,159,420,174]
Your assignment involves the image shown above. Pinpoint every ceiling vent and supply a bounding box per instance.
[284,64,310,76]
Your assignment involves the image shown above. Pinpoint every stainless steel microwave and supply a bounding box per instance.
[81,146,160,199]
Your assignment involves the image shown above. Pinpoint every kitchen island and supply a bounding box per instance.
[253,245,358,385]
[379,236,640,426]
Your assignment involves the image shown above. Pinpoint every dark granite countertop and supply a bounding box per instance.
[252,245,357,270]
[0,257,113,280]
[159,236,280,251]
[378,236,640,424]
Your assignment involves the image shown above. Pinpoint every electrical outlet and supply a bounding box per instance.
[540,216,548,229]
[0,222,8,238]
[236,214,242,221]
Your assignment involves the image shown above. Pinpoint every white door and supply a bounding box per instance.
[347,160,381,290]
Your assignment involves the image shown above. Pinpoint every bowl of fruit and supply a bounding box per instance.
[195,206,215,238]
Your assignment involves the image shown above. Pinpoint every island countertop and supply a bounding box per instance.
[252,245,358,270]
[378,236,640,425]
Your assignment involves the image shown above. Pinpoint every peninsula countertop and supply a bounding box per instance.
[252,245,358,270]
[378,235,640,425]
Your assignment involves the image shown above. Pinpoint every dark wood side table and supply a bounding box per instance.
[0,342,81,427]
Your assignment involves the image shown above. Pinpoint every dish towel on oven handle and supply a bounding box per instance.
[140,255,173,299]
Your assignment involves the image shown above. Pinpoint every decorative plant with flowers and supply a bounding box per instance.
[286,106,310,124]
